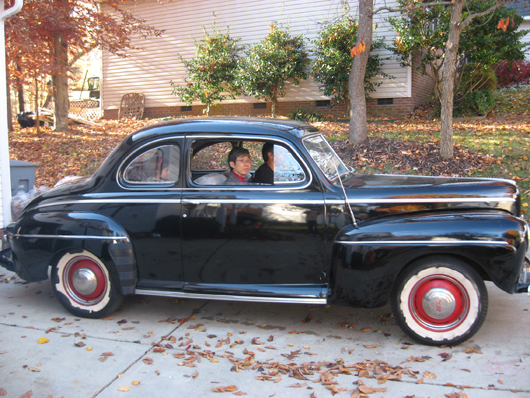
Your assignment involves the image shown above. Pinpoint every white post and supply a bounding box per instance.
[0,0,24,228]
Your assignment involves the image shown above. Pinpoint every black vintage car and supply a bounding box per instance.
[1,117,529,346]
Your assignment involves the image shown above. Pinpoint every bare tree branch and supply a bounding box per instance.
[374,1,453,15]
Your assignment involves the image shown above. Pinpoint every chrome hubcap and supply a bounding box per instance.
[421,287,456,320]
[72,268,98,296]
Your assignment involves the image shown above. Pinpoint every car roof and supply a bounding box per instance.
[130,117,320,142]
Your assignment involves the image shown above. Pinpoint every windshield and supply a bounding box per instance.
[303,135,351,181]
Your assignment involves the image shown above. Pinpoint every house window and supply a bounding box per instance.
[315,100,331,107]
[253,103,267,110]
[377,98,394,105]
[181,106,192,112]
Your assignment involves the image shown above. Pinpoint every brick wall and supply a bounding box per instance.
[411,51,435,108]
[104,98,412,120]
[103,63,435,120]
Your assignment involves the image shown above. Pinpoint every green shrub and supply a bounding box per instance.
[459,64,497,95]
[454,89,496,116]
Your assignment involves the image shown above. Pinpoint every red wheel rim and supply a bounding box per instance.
[63,257,108,305]
[409,275,469,332]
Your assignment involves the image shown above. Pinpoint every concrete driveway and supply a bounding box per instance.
[1,269,529,398]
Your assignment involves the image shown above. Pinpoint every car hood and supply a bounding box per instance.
[339,173,520,218]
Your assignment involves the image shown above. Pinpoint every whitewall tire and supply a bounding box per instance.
[391,257,488,346]
[51,250,124,318]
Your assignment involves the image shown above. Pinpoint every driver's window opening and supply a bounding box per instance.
[191,140,305,186]
[124,144,180,184]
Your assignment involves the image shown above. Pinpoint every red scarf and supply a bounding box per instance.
[232,171,246,183]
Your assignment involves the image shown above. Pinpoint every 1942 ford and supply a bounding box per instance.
[1,117,529,346]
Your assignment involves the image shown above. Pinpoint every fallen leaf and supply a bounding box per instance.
[28,367,41,372]
[363,344,378,349]
[132,381,141,385]
[74,342,86,348]
[358,385,386,393]
[38,337,49,344]
[118,385,130,392]
[464,348,483,354]
[211,385,238,393]
[287,383,307,388]
[424,371,437,379]
[143,357,154,365]
[0,388,6,396]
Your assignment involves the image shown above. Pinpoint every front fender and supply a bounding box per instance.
[6,211,137,295]
[329,211,528,308]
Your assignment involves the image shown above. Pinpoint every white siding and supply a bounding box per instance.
[102,0,407,112]
[522,18,530,59]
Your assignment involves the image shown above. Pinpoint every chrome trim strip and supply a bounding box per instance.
[345,197,514,204]
[34,196,514,210]
[36,198,326,209]
[335,239,509,246]
[371,173,517,185]
[135,289,327,305]
[181,199,326,205]
[12,234,128,241]
[35,198,182,209]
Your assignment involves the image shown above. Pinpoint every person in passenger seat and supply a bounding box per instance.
[225,147,252,184]
[252,142,274,184]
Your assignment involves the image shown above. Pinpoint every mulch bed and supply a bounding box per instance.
[333,137,496,177]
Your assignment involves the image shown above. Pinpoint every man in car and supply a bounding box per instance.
[226,147,252,184]
[252,142,274,184]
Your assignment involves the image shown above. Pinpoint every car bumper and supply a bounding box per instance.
[516,256,530,293]
[0,248,15,272]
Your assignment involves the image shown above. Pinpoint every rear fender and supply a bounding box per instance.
[7,211,137,294]
[329,211,528,308]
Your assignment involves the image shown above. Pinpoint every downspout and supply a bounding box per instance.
[0,0,24,228]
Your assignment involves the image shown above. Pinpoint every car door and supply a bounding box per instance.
[110,139,184,289]
[181,136,328,301]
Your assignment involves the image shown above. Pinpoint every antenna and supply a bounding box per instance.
[332,159,358,229]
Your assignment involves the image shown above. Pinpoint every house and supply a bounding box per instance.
[100,0,433,119]
[508,0,530,59]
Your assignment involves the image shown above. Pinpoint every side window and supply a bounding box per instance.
[272,145,305,184]
[124,144,180,184]
[191,140,305,186]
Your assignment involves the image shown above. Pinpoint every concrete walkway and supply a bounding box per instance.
[1,270,529,398]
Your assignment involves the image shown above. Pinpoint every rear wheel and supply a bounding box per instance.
[391,256,488,346]
[51,250,124,318]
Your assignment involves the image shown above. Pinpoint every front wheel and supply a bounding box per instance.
[51,250,124,318]
[390,257,488,346]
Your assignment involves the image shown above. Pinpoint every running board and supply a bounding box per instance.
[135,289,328,305]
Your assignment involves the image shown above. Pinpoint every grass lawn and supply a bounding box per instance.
[8,87,530,217]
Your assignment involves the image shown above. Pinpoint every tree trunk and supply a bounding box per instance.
[35,77,40,136]
[349,0,373,144]
[53,30,69,132]
[7,83,13,132]
[440,0,464,159]
[16,63,25,114]
[271,100,277,118]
